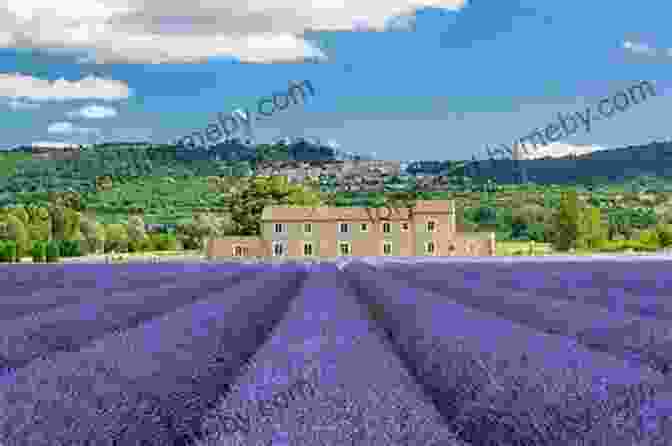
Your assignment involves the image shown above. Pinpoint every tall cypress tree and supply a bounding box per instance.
[552,190,581,251]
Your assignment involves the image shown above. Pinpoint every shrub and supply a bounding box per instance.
[150,233,178,251]
[5,240,17,262]
[104,223,129,253]
[46,240,61,262]
[0,241,8,262]
[31,241,46,263]
[59,239,82,257]
[655,224,672,248]
[0,214,30,258]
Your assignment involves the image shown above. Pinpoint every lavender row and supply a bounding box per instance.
[201,264,465,446]
[0,263,255,297]
[382,260,671,298]
[383,261,672,322]
[343,263,672,446]
[0,267,264,377]
[0,268,307,446]
[377,263,672,375]
[0,272,187,323]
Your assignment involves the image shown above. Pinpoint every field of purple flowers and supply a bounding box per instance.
[0,259,670,445]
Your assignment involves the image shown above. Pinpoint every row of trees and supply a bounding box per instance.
[552,190,672,252]
[0,200,220,259]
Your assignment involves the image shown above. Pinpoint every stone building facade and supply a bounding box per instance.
[206,200,495,259]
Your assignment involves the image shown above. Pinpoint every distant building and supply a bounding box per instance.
[206,200,495,259]
[31,144,81,161]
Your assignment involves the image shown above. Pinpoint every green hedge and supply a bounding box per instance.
[46,240,61,263]
[31,241,47,263]
[0,240,17,262]
[59,239,82,257]
[5,240,17,262]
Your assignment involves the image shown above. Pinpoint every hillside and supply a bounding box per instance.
[463,140,672,186]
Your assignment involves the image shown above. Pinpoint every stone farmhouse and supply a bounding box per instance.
[206,200,495,259]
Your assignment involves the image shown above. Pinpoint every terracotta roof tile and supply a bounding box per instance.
[261,200,454,221]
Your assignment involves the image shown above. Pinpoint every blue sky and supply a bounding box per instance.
[0,0,670,161]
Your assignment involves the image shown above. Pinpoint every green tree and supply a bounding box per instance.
[0,214,30,258]
[46,240,61,262]
[10,206,29,226]
[80,215,105,254]
[31,241,47,262]
[655,224,672,248]
[228,176,321,235]
[552,190,582,251]
[126,215,147,252]
[579,206,606,250]
[639,228,660,249]
[49,204,67,241]
[104,223,129,253]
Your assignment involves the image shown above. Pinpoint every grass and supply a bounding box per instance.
[496,241,554,256]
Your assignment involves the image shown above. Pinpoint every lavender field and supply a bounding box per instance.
[0,259,671,445]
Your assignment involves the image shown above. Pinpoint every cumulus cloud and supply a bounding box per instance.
[47,121,100,135]
[0,0,467,64]
[0,73,133,101]
[66,104,118,119]
[0,73,132,101]
[623,40,658,57]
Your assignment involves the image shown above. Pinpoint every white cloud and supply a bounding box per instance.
[623,40,658,56]
[0,73,132,101]
[48,121,100,135]
[66,104,117,119]
[0,0,467,64]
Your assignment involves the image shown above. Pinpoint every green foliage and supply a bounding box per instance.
[59,239,82,257]
[31,241,47,262]
[149,233,178,251]
[0,214,30,258]
[45,240,61,262]
[552,190,582,251]
[104,223,129,253]
[4,240,17,262]
[0,241,8,262]
[228,176,321,235]
[655,224,672,248]
[638,228,660,249]
[79,215,105,254]
[579,206,607,249]
[126,215,147,243]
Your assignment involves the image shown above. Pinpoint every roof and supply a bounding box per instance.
[261,200,454,222]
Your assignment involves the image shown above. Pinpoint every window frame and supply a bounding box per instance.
[303,222,312,234]
[272,241,286,257]
[401,221,409,232]
[274,223,286,234]
[426,219,437,233]
[233,245,243,257]
[382,222,391,233]
[360,222,368,232]
[425,240,436,255]
[338,241,351,256]
[338,222,350,234]
[382,241,392,255]
[303,241,314,257]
